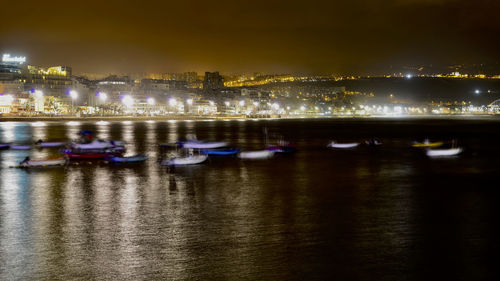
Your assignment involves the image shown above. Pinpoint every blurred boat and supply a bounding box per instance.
[412,139,443,148]
[0,143,10,150]
[238,150,275,159]
[34,140,65,148]
[18,157,67,168]
[181,141,228,149]
[11,145,31,150]
[63,131,126,159]
[202,148,241,156]
[161,154,208,166]
[107,154,148,163]
[426,147,462,157]
[327,141,359,148]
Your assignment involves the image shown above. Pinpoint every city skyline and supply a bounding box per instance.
[1,0,499,75]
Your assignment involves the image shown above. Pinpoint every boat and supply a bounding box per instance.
[0,144,10,150]
[327,141,360,148]
[412,139,443,148]
[107,154,149,163]
[63,131,126,159]
[62,151,124,159]
[18,157,67,168]
[161,154,208,166]
[35,140,65,148]
[10,145,31,150]
[181,141,228,149]
[426,147,463,157]
[238,150,275,159]
[202,148,241,156]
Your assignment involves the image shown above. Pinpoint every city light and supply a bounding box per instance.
[186,98,193,105]
[2,54,26,64]
[147,97,155,105]
[272,103,280,110]
[209,100,215,106]
[34,90,43,98]
[300,105,306,111]
[122,95,134,107]
[224,101,230,107]
[406,74,412,79]
[475,89,481,94]
[70,90,78,100]
[239,100,245,106]
[253,101,259,106]
[169,98,177,107]
[99,92,107,101]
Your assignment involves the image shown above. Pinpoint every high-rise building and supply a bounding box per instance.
[203,72,224,91]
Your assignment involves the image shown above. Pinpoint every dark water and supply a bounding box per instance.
[0,117,499,280]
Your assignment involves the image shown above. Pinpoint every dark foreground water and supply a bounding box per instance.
[0,117,499,280]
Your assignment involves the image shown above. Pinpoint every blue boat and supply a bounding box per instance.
[107,154,149,163]
[202,148,241,156]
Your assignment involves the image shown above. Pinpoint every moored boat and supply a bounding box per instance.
[18,157,67,168]
[426,147,463,157]
[238,150,275,159]
[327,141,359,148]
[35,141,65,148]
[202,148,241,156]
[10,145,31,150]
[161,154,208,166]
[181,141,228,149]
[107,154,149,163]
[0,143,10,150]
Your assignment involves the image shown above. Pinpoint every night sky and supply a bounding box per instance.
[1,0,498,75]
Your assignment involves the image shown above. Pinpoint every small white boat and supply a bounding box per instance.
[182,141,228,149]
[327,141,360,148]
[238,150,275,159]
[161,154,208,166]
[426,147,463,157]
[19,158,67,168]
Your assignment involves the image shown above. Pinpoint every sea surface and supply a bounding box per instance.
[0,117,499,280]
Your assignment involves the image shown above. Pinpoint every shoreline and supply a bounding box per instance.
[0,114,499,122]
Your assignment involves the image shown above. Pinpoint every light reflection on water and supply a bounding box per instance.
[0,119,499,280]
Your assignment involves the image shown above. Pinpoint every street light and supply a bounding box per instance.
[70,90,78,116]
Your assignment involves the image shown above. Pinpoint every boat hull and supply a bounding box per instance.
[20,158,67,167]
[238,150,275,159]
[107,154,148,163]
[182,141,228,149]
[426,148,462,157]
[161,155,208,165]
[327,142,359,148]
[202,148,241,155]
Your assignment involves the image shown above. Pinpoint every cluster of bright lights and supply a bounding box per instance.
[147,97,155,105]
[168,98,177,107]
[122,95,134,107]
[70,90,78,100]
[99,92,108,101]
